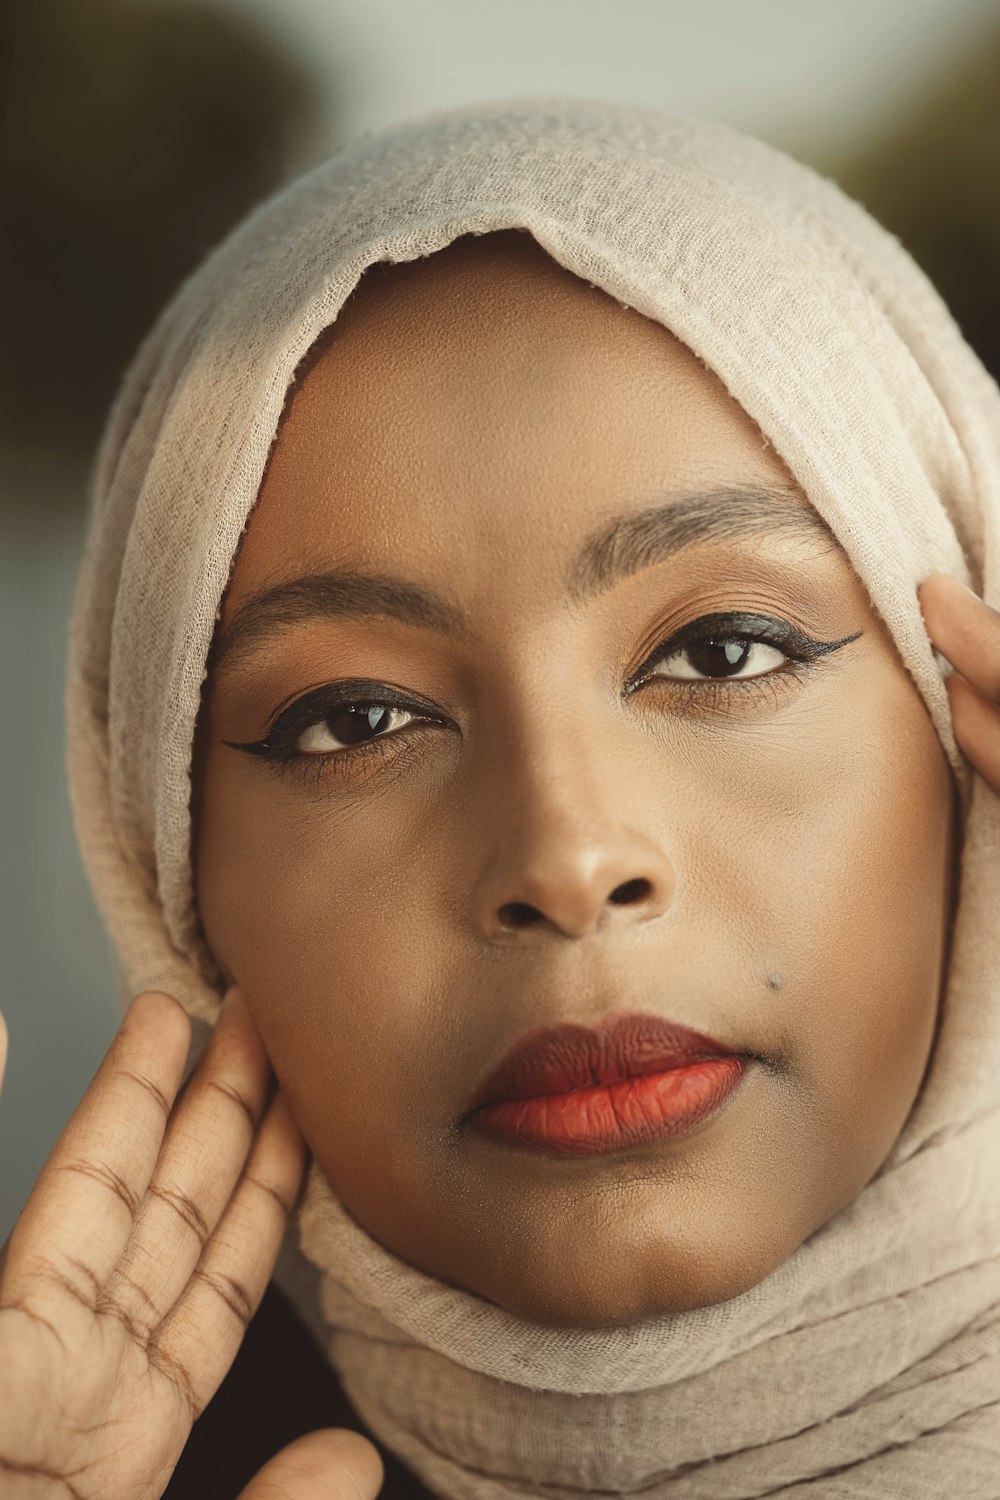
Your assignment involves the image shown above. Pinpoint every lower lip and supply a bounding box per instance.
[470,1058,748,1156]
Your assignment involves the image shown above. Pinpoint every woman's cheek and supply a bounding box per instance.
[750,673,952,1178]
[200,772,445,1152]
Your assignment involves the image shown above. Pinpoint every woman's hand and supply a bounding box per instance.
[0,987,383,1500]
[919,571,1000,793]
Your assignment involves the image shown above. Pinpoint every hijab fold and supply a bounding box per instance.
[66,97,1000,1496]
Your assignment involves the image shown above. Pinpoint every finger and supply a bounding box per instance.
[98,987,271,1340]
[0,992,190,1333]
[947,672,1000,791]
[146,1086,307,1422]
[234,1429,384,1500]
[918,572,1000,702]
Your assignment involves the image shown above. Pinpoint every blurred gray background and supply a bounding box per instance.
[3,0,1000,1240]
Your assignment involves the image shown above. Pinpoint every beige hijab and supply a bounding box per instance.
[66,97,1000,1496]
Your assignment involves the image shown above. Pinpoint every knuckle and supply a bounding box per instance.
[95,1290,150,1350]
[62,1256,101,1305]
[99,1267,164,1331]
[18,1251,99,1313]
[118,1065,171,1119]
[244,1172,293,1217]
[146,1181,211,1247]
[192,1265,253,1328]
[57,1157,140,1218]
[204,1076,258,1132]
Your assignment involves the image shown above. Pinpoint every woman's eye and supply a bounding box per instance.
[631,610,863,695]
[220,683,439,771]
[650,636,788,681]
[296,703,417,755]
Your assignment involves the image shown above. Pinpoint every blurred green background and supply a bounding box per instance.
[2,0,998,1238]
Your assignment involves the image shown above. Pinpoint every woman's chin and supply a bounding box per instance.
[429,1224,787,1328]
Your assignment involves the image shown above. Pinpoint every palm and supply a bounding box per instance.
[1,1309,197,1499]
[0,988,305,1500]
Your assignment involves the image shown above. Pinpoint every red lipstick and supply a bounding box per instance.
[465,1012,748,1156]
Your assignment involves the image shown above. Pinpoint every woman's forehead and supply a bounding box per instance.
[218,232,820,623]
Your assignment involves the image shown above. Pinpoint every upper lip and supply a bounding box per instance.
[464,1011,742,1115]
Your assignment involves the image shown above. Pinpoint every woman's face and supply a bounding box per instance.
[192,230,958,1327]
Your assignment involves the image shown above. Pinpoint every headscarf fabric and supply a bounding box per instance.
[66,97,1000,1496]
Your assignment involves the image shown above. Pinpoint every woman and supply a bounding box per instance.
[1,97,999,1498]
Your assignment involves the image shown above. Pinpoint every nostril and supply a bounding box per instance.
[498,901,543,929]
[609,877,651,905]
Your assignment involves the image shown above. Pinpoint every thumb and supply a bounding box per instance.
[235,1428,384,1500]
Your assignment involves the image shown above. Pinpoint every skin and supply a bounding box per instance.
[190,228,964,1329]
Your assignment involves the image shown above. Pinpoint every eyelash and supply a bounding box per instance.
[222,611,862,786]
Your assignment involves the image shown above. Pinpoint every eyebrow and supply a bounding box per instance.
[208,483,842,678]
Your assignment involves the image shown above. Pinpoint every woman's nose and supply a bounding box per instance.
[468,757,676,943]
